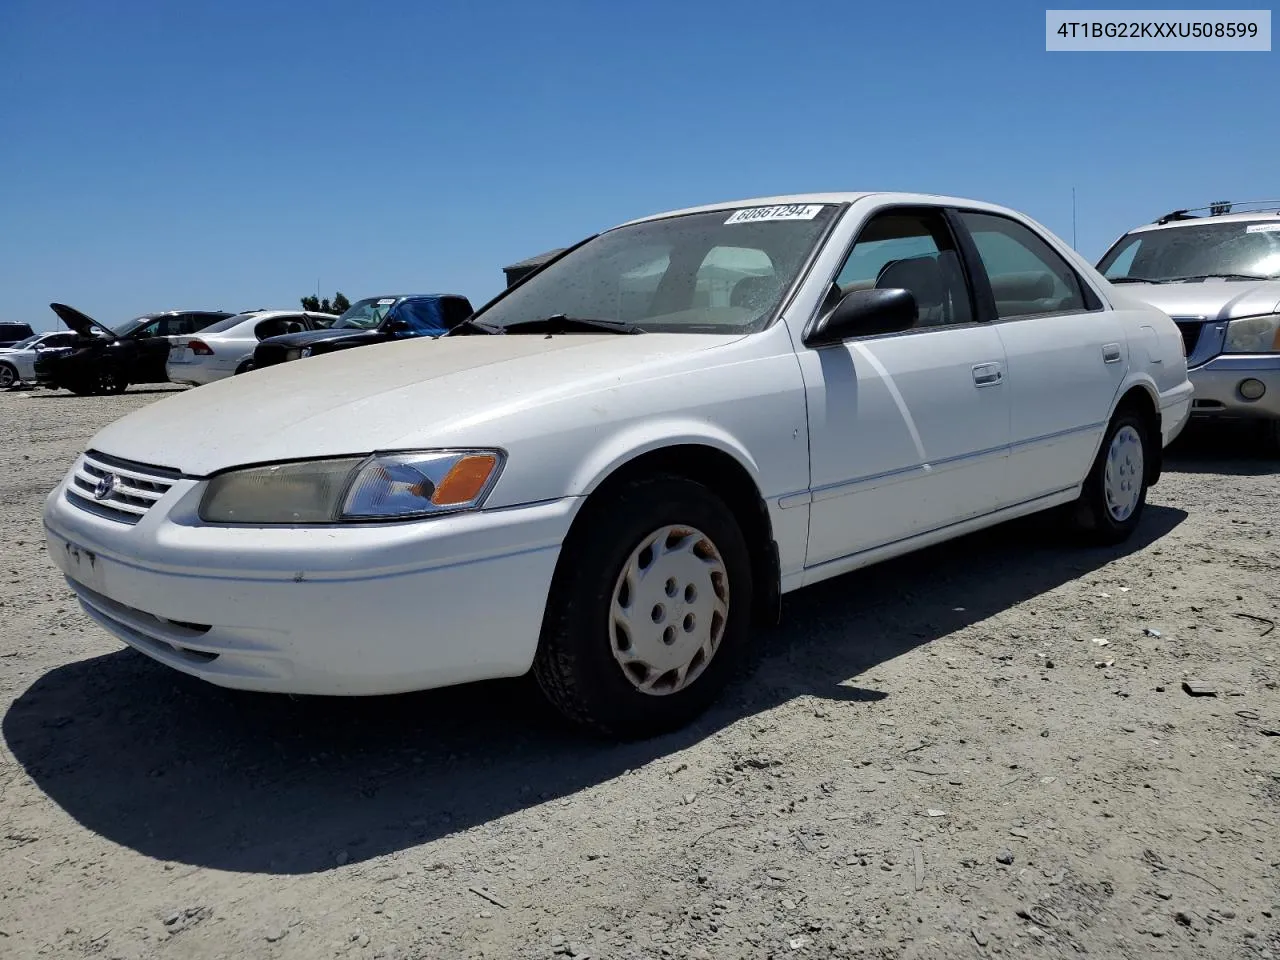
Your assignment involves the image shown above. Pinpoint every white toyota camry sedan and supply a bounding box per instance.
[42,192,1192,738]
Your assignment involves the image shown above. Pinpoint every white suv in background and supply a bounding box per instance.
[1097,200,1280,450]
[167,310,337,385]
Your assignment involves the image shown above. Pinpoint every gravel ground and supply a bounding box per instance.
[1,385,1278,960]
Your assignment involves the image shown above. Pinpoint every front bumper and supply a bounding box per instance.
[1186,354,1280,422]
[43,468,576,695]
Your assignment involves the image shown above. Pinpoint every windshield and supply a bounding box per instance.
[7,334,41,349]
[333,297,398,329]
[473,204,840,334]
[198,312,259,335]
[110,315,156,336]
[1098,220,1280,281]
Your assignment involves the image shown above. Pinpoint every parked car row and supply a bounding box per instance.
[43,190,1201,740]
[7,294,475,394]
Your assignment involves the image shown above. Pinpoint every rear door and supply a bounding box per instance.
[952,210,1126,504]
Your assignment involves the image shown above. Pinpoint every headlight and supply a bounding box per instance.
[299,346,313,358]
[1223,314,1280,354]
[199,450,505,524]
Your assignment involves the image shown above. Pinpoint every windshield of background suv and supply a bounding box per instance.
[333,297,398,330]
[473,204,840,334]
[1098,220,1280,281]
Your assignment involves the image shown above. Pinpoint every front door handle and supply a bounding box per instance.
[1103,342,1122,364]
[972,362,1004,387]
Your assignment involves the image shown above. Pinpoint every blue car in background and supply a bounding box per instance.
[251,293,474,370]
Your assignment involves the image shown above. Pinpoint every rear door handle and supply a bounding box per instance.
[972,362,1004,387]
[1103,342,1122,364]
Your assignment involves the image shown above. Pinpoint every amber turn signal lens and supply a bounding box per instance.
[431,454,498,505]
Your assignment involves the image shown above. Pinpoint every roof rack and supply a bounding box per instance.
[1155,199,1280,225]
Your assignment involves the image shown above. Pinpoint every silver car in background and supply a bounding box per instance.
[1097,200,1280,451]
[0,330,78,388]
[167,310,337,385]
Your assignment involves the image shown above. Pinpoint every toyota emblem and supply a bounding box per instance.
[93,473,117,501]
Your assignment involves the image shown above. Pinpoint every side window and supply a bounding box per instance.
[133,320,163,338]
[440,297,472,329]
[396,301,447,335]
[161,315,199,337]
[46,334,75,348]
[833,209,973,328]
[958,212,1090,318]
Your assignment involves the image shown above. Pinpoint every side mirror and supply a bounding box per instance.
[384,317,410,334]
[804,287,918,348]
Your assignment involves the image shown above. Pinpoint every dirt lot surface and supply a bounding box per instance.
[1,385,1278,960]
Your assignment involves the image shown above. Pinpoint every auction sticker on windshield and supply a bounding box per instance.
[1246,223,1280,233]
[725,204,825,224]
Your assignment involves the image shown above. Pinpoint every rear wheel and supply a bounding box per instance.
[1069,409,1151,544]
[234,359,255,375]
[533,475,753,739]
[0,362,16,389]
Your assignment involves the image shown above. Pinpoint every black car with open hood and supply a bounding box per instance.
[252,294,473,369]
[35,304,234,395]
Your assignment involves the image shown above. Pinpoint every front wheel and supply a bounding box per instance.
[234,359,255,375]
[95,367,127,395]
[1263,419,1280,456]
[1069,409,1151,544]
[533,475,753,739]
[0,363,16,389]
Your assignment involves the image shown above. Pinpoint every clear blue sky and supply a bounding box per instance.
[1,0,1275,330]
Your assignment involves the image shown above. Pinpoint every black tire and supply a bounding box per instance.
[234,360,255,375]
[1263,419,1280,456]
[0,362,16,389]
[1069,408,1151,545]
[533,475,754,739]
[95,367,127,395]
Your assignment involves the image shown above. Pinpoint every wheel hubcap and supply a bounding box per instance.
[1104,425,1144,521]
[0,367,13,388]
[609,524,729,696]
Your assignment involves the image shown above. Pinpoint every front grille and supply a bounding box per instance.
[66,450,180,524]
[1173,319,1205,357]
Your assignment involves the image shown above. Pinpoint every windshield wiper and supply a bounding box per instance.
[500,314,644,335]
[1170,272,1271,282]
[444,317,505,336]
[1108,276,1173,284]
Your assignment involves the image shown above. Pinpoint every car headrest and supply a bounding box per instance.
[730,275,781,309]
[875,255,945,309]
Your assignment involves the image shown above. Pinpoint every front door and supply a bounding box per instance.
[797,206,1012,569]
[953,210,1127,503]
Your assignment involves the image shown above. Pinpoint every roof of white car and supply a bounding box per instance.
[238,310,334,320]
[618,191,1016,227]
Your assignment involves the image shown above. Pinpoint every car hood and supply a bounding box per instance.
[90,332,740,475]
[48,303,119,341]
[1111,280,1280,321]
[258,328,386,350]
